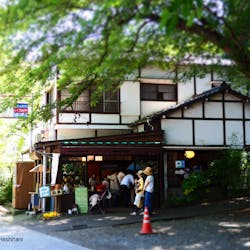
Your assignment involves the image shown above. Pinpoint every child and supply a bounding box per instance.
[130,170,144,215]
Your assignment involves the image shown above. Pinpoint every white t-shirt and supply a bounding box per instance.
[120,174,134,188]
[144,175,154,193]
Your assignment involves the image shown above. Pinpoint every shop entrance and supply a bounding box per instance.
[56,153,162,212]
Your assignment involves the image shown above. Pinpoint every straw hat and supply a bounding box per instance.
[137,170,144,176]
[143,166,153,176]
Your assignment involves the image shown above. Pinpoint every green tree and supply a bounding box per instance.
[0,0,250,124]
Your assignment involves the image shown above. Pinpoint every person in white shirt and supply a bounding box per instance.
[143,166,154,215]
[120,173,134,207]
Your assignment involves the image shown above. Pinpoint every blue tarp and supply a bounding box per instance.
[127,162,144,171]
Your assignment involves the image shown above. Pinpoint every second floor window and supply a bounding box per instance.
[60,88,120,113]
[141,83,177,101]
[91,91,119,113]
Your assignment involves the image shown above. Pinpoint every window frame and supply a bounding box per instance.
[59,88,120,114]
[140,83,177,101]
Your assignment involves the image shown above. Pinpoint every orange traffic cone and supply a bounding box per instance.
[140,207,153,234]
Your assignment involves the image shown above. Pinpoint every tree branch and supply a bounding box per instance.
[126,20,150,53]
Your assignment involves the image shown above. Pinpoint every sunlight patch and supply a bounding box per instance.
[96,216,127,221]
[244,241,250,247]
[47,218,70,226]
[184,243,203,249]
[218,222,240,228]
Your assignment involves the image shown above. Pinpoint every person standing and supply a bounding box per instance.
[130,170,144,215]
[107,171,120,206]
[88,174,98,192]
[120,172,134,207]
[143,166,154,215]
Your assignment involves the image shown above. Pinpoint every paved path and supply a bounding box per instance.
[0,221,91,250]
[1,196,250,250]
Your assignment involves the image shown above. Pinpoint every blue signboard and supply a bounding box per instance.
[175,160,186,169]
[13,103,28,118]
[39,186,51,198]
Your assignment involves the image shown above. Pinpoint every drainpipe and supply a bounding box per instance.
[42,147,47,212]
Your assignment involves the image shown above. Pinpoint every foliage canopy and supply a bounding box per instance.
[0,0,250,125]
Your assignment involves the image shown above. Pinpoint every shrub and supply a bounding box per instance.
[0,177,12,204]
[182,171,211,201]
[182,149,243,202]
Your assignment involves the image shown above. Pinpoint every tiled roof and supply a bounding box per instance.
[131,82,250,125]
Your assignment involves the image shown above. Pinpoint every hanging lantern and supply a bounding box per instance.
[184,150,195,159]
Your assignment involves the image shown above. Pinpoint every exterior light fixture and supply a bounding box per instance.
[184,150,195,159]
[81,157,86,162]
[87,155,94,161]
[95,155,103,161]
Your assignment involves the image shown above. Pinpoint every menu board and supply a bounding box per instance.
[75,187,88,214]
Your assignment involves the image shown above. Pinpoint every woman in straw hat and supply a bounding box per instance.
[142,166,154,215]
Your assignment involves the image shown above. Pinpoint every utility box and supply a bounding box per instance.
[12,161,35,209]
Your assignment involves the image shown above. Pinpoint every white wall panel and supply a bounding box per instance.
[141,101,176,117]
[58,113,90,123]
[141,66,175,79]
[184,103,202,118]
[209,93,222,101]
[195,120,223,145]
[91,114,119,123]
[205,102,223,118]
[168,110,182,118]
[178,80,194,102]
[225,102,243,118]
[121,115,139,124]
[244,103,250,118]
[225,94,241,101]
[245,122,250,144]
[120,81,140,115]
[57,129,95,140]
[196,74,212,94]
[225,121,243,146]
[162,119,193,145]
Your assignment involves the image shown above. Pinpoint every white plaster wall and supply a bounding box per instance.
[121,115,140,124]
[91,114,120,123]
[141,101,176,117]
[183,103,203,118]
[178,79,194,103]
[196,74,212,94]
[245,122,250,144]
[168,109,182,118]
[140,66,175,79]
[120,81,140,116]
[209,93,222,101]
[225,94,241,101]
[57,129,95,140]
[162,119,193,145]
[58,113,90,123]
[225,121,243,146]
[195,120,223,145]
[245,103,250,119]
[225,102,243,118]
[205,102,223,118]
